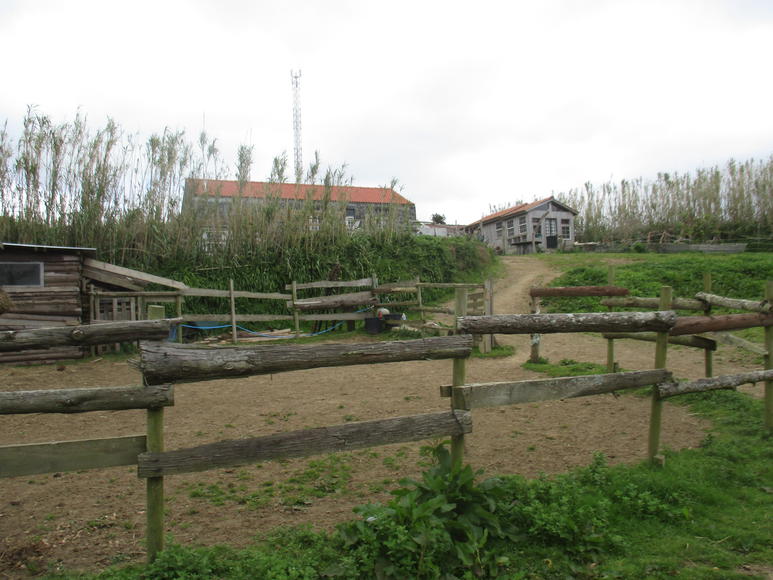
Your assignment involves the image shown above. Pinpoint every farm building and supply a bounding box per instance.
[183,178,417,233]
[467,196,577,254]
[0,242,185,364]
[416,222,465,237]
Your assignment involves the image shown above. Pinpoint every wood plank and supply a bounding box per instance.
[83,258,188,290]
[184,314,295,322]
[658,369,773,399]
[0,435,146,478]
[0,346,83,363]
[284,278,374,290]
[458,311,677,335]
[695,292,772,314]
[299,313,370,321]
[138,335,473,384]
[416,282,484,289]
[0,384,173,414]
[601,296,705,311]
[602,332,717,351]
[530,285,629,298]
[455,369,671,409]
[82,266,145,291]
[183,288,291,300]
[0,318,180,352]
[2,285,80,294]
[670,313,773,336]
[289,290,377,311]
[137,410,472,477]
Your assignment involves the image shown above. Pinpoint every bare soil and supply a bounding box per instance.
[0,256,764,577]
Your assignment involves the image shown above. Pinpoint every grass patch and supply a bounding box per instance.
[522,357,609,377]
[472,344,515,359]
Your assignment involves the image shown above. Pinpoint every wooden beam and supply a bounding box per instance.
[84,258,188,290]
[183,288,291,300]
[458,311,677,335]
[709,332,768,355]
[602,332,717,351]
[185,314,295,322]
[670,313,773,336]
[138,335,473,384]
[658,369,773,399]
[284,278,374,290]
[416,282,484,289]
[137,410,472,477]
[529,285,629,298]
[0,435,146,478]
[453,369,670,409]
[601,296,705,311]
[288,290,377,311]
[0,318,180,352]
[0,384,173,414]
[695,292,772,314]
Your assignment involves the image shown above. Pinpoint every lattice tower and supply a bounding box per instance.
[291,70,302,183]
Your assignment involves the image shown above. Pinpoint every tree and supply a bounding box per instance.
[431,213,446,224]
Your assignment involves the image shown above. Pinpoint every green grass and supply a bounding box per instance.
[522,357,609,377]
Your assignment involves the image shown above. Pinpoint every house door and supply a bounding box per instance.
[545,218,558,249]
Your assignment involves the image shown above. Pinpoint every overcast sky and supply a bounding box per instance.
[2,0,773,224]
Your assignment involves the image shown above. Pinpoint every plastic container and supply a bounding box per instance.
[364,317,383,334]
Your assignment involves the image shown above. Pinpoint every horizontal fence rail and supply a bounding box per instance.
[138,410,472,478]
[602,332,717,351]
[530,285,629,298]
[458,311,677,335]
[285,278,375,290]
[0,435,147,478]
[602,296,705,311]
[138,335,474,384]
[669,313,773,336]
[0,384,173,414]
[694,292,772,314]
[443,370,671,409]
[658,369,773,399]
[0,318,180,352]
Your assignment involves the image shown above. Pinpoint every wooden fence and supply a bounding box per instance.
[2,282,772,566]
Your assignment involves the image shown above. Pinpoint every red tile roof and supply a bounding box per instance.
[186,179,413,205]
[469,196,575,228]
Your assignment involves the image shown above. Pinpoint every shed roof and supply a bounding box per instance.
[469,196,577,227]
[186,179,414,206]
[0,242,97,256]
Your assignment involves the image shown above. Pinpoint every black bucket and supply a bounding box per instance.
[384,313,403,329]
[364,317,383,334]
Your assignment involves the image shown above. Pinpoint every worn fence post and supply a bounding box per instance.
[648,286,672,464]
[451,287,469,468]
[606,266,616,372]
[529,295,541,362]
[291,281,300,335]
[703,272,713,378]
[145,305,165,562]
[175,293,184,343]
[765,281,773,431]
[229,279,238,344]
[482,279,493,353]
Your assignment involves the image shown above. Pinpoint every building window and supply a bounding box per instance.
[518,216,526,234]
[561,219,571,238]
[545,218,557,236]
[495,222,503,238]
[506,219,515,238]
[532,218,542,238]
[0,262,43,286]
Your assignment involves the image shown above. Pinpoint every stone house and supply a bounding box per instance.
[466,196,577,254]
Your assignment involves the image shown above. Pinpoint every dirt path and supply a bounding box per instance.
[0,256,762,576]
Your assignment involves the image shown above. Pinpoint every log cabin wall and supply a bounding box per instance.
[0,244,95,364]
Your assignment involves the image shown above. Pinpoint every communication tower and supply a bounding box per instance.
[291,70,302,183]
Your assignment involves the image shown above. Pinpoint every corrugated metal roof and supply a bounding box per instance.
[187,179,414,206]
[0,242,97,255]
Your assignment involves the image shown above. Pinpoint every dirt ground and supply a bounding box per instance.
[0,256,765,577]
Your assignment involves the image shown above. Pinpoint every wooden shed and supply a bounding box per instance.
[1,242,186,364]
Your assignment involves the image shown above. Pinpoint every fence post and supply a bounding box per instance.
[765,281,773,431]
[703,272,713,378]
[647,286,672,464]
[606,266,616,372]
[229,279,238,344]
[175,293,184,343]
[529,295,541,362]
[451,287,468,468]
[482,279,493,353]
[146,305,165,562]
[291,281,300,335]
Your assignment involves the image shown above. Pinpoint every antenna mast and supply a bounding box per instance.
[291,69,302,183]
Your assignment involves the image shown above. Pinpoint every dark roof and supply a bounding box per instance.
[186,179,414,206]
[469,196,577,228]
[0,242,97,256]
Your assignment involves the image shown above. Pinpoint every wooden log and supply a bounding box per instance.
[183,288,291,300]
[694,292,772,314]
[658,369,773,399]
[0,384,173,414]
[185,314,295,322]
[372,281,418,293]
[375,301,420,308]
[418,307,455,315]
[670,313,773,336]
[138,410,472,478]
[139,335,473,384]
[0,318,180,352]
[601,296,705,311]
[602,332,717,351]
[458,311,677,335]
[706,332,767,355]
[0,347,83,364]
[83,258,187,290]
[288,290,377,311]
[284,278,374,290]
[529,285,629,298]
[416,282,484,289]
[453,370,670,409]
[0,435,146,478]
